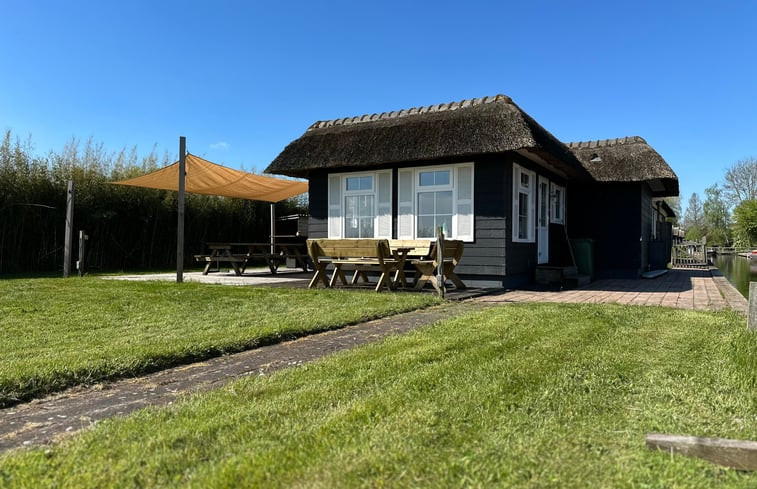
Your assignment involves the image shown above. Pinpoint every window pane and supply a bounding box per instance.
[518,192,529,239]
[345,177,360,191]
[345,218,359,238]
[360,217,374,237]
[437,191,453,214]
[419,171,435,187]
[417,216,435,238]
[435,170,450,186]
[520,172,530,188]
[419,170,451,186]
[345,195,356,218]
[346,176,372,191]
[418,192,435,215]
[359,195,373,215]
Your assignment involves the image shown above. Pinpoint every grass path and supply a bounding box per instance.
[0,277,438,406]
[2,303,757,488]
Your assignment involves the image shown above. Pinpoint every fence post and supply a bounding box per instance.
[749,282,757,331]
[63,180,74,277]
[77,230,88,277]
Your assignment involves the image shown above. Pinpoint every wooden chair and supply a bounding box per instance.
[411,239,466,293]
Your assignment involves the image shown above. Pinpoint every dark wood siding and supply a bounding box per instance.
[460,157,507,278]
[307,171,328,239]
[568,182,643,278]
[640,183,654,272]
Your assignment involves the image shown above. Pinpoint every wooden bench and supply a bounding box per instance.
[412,239,466,293]
[306,238,403,292]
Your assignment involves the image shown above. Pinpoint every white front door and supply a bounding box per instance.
[537,176,549,264]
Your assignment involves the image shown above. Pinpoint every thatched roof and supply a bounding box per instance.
[265,94,590,179]
[567,136,679,197]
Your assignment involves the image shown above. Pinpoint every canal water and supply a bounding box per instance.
[711,254,754,298]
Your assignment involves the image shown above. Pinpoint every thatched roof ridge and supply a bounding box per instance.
[265,95,590,179]
[308,95,510,130]
[567,136,678,197]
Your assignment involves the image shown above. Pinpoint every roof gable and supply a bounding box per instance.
[567,136,679,197]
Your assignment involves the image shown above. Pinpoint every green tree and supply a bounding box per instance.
[702,184,730,245]
[732,199,757,248]
[683,192,706,241]
[723,157,757,205]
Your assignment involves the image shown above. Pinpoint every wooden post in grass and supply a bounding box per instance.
[646,433,757,471]
[436,226,446,298]
[176,136,186,283]
[77,230,88,277]
[63,180,74,278]
[748,282,757,330]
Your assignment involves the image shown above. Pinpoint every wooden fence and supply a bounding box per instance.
[672,241,708,268]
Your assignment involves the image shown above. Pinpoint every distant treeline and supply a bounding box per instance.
[0,131,306,274]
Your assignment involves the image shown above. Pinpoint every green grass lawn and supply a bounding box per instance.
[0,277,439,406]
[3,303,757,488]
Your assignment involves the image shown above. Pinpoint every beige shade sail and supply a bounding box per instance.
[112,153,307,202]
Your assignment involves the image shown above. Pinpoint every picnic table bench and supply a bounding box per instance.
[307,238,412,292]
[194,242,309,276]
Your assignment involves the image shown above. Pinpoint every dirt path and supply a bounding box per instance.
[0,301,485,454]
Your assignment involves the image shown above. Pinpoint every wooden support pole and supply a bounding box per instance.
[646,433,757,471]
[270,202,276,254]
[176,136,186,283]
[63,180,74,278]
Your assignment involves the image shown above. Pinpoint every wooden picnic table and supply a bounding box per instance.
[194,242,309,276]
[195,243,245,275]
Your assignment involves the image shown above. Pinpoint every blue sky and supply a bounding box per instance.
[2,1,756,209]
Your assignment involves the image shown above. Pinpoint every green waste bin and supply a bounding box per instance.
[570,238,594,280]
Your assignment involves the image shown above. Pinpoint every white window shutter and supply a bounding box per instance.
[397,169,414,239]
[328,174,342,238]
[455,165,474,241]
[376,171,392,238]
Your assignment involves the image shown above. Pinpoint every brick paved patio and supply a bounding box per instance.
[479,268,747,314]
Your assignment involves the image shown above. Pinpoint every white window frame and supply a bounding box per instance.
[343,173,376,238]
[415,168,454,238]
[397,162,474,241]
[550,183,565,225]
[513,163,536,243]
[327,170,392,239]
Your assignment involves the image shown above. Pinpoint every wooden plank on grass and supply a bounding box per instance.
[646,433,757,471]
